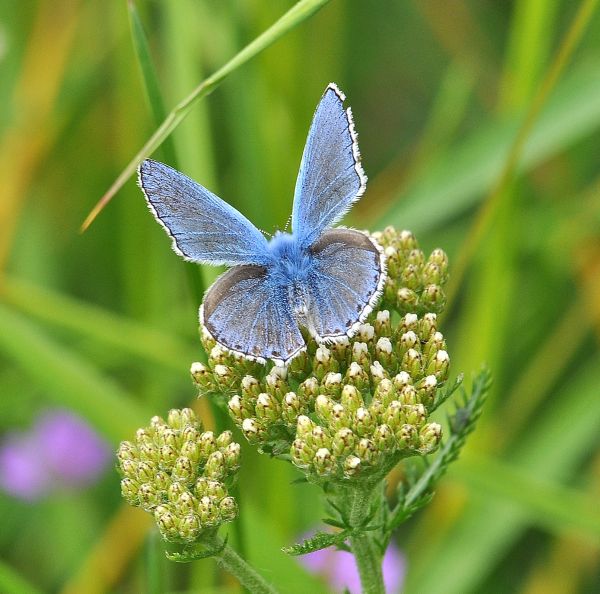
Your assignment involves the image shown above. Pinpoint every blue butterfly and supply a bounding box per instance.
[138,83,386,365]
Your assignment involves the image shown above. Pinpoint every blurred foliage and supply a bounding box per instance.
[0,0,599,592]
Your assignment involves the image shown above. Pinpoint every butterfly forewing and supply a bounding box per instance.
[139,159,270,266]
[201,266,306,364]
[291,84,366,249]
[305,229,385,339]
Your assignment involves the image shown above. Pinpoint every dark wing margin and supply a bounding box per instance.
[200,265,306,365]
[138,159,270,266]
[305,228,386,340]
[291,84,367,249]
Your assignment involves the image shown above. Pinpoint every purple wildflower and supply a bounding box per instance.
[0,409,111,501]
[300,534,406,593]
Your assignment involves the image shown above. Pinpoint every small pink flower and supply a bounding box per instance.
[0,409,110,501]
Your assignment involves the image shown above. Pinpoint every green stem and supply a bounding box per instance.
[209,537,280,594]
[346,483,385,594]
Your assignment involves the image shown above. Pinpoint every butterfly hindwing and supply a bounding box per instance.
[291,84,367,249]
[305,229,385,339]
[201,265,306,364]
[139,159,270,266]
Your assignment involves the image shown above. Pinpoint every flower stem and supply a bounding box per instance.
[346,483,385,594]
[209,536,280,594]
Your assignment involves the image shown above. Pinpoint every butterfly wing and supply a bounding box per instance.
[139,159,271,266]
[201,266,305,364]
[291,84,367,249]
[305,229,385,339]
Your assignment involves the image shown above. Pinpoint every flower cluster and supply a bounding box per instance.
[191,227,450,483]
[117,408,240,544]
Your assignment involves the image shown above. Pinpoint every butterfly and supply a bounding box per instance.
[138,83,386,365]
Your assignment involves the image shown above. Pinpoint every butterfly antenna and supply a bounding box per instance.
[283,213,293,232]
[259,228,273,238]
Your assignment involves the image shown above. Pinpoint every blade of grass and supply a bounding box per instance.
[0,275,199,371]
[81,0,332,231]
[0,303,149,443]
[377,56,600,235]
[453,454,600,544]
[405,357,600,593]
[444,0,598,308]
[0,560,44,594]
[128,0,177,167]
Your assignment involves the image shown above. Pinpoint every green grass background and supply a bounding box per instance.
[1,1,599,592]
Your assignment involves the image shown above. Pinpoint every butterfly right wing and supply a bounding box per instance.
[201,266,305,364]
[139,159,271,266]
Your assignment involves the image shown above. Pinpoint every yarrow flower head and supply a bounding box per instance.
[117,408,240,545]
[191,227,450,484]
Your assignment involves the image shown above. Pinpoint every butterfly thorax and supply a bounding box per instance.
[267,232,312,283]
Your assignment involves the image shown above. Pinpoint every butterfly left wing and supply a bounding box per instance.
[291,84,367,249]
[139,159,271,266]
[304,229,385,340]
[201,265,306,364]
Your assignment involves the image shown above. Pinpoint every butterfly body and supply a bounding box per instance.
[139,83,386,365]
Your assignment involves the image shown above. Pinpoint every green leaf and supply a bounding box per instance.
[406,358,600,594]
[282,530,350,556]
[453,455,600,544]
[0,275,198,372]
[378,60,600,234]
[0,303,150,444]
[0,559,44,594]
[82,0,332,231]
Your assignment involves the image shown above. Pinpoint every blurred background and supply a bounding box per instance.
[1,0,600,592]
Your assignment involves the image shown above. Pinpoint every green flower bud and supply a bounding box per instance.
[340,384,364,412]
[168,481,186,503]
[315,394,333,423]
[397,229,418,250]
[420,313,438,337]
[282,392,303,424]
[373,424,395,452]
[198,496,219,526]
[396,423,417,449]
[404,403,426,427]
[344,455,361,477]
[190,361,213,391]
[159,444,178,469]
[154,470,170,491]
[255,392,281,422]
[177,490,197,514]
[172,456,195,483]
[419,422,442,454]
[241,418,263,442]
[416,375,437,407]
[241,375,261,398]
[117,440,137,465]
[154,505,179,541]
[354,407,376,437]
[179,513,201,543]
[296,415,316,438]
[398,384,418,405]
[219,496,238,522]
[216,430,233,449]
[322,372,343,398]
[400,313,419,333]
[265,367,289,398]
[121,478,139,504]
[298,377,320,399]
[199,431,216,457]
[355,438,378,465]
[374,310,392,337]
[180,440,200,464]
[428,349,450,381]
[314,345,336,380]
[373,378,396,407]
[138,482,159,510]
[331,428,356,457]
[370,361,389,386]
[314,447,334,475]
[402,348,423,378]
[357,323,375,343]
[204,451,226,480]
[344,361,369,392]
[421,284,446,313]
[138,460,158,483]
[351,342,371,370]
[213,364,235,390]
[223,442,241,471]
